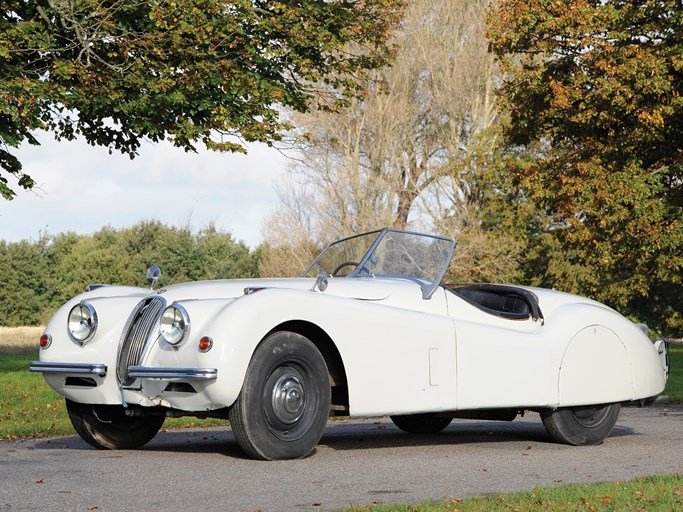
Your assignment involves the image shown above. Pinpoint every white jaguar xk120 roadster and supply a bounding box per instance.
[31,229,668,459]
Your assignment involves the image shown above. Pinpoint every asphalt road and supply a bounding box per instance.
[1,404,681,512]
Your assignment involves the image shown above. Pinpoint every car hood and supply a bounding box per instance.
[97,277,399,304]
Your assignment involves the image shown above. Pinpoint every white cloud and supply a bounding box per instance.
[0,135,289,248]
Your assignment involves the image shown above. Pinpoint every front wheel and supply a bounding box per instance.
[229,331,331,460]
[390,413,452,434]
[66,399,165,449]
[541,403,621,446]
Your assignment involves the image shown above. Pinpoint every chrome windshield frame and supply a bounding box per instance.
[303,228,455,299]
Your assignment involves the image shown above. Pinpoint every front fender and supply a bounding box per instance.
[158,289,327,409]
[166,286,456,416]
[38,294,150,405]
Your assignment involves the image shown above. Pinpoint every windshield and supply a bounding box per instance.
[303,229,455,299]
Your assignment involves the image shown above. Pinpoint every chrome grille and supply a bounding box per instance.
[117,297,166,385]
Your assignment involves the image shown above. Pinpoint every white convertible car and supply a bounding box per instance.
[31,229,668,459]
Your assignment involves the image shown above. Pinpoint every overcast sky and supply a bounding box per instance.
[0,133,289,248]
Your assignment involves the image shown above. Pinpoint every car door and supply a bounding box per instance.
[446,287,551,409]
[333,287,458,417]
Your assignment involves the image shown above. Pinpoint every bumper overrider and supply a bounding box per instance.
[654,338,669,380]
[29,362,217,381]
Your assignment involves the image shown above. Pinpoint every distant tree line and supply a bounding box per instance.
[0,221,260,326]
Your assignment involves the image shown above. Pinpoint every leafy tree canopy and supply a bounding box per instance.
[0,0,403,199]
[488,0,683,334]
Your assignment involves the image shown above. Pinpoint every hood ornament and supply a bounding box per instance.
[146,265,161,290]
[312,272,329,292]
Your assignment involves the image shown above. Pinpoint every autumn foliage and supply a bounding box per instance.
[488,0,682,334]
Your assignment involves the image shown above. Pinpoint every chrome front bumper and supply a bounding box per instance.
[127,366,218,381]
[30,362,218,381]
[29,361,107,377]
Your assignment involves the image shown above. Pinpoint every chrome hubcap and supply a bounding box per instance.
[570,405,608,427]
[271,371,306,425]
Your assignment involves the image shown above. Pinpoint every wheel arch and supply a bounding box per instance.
[265,320,349,414]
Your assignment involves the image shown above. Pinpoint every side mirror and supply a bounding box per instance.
[146,265,162,290]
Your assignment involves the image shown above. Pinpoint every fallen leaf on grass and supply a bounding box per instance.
[446,498,464,505]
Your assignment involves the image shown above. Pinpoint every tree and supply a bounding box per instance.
[487,0,683,335]
[0,0,403,199]
[0,237,51,325]
[261,0,526,281]
[0,221,260,326]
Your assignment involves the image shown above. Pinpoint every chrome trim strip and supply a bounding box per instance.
[127,366,218,381]
[29,362,107,377]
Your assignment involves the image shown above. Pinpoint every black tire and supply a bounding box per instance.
[66,399,165,450]
[541,403,621,446]
[390,413,452,434]
[229,331,331,460]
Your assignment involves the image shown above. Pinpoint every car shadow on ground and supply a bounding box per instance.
[27,417,634,457]
[318,418,634,452]
[28,427,241,456]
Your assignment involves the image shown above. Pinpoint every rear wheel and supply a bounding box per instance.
[390,413,452,434]
[541,403,621,446]
[66,399,164,449]
[229,331,331,460]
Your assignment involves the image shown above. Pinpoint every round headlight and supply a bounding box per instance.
[67,302,98,344]
[159,305,190,346]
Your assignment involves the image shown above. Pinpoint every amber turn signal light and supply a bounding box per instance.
[39,334,52,349]
[198,336,213,352]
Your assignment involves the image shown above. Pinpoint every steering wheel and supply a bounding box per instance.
[331,261,371,277]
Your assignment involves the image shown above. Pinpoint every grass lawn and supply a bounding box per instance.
[664,344,683,402]
[334,474,682,511]
[0,352,69,439]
